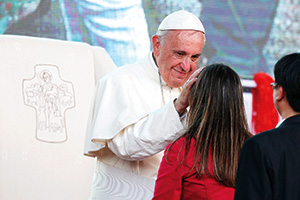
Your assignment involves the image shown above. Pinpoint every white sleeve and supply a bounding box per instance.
[107,101,186,161]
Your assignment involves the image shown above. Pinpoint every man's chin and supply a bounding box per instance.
[169,80,186,88]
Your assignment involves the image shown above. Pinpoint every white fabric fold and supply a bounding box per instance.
[84,53,185,159]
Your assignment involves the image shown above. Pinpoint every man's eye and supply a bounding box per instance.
[191,55,200,61]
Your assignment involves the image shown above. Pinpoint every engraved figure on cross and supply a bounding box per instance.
[23,64,75,143]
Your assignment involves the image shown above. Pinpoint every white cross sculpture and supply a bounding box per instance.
[23,64,75,143]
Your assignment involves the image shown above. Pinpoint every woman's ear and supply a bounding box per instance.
[152,35,160,57]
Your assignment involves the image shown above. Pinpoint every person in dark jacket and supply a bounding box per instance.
[234,52,300,200]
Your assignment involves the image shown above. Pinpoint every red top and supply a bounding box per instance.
[152,137,234,200]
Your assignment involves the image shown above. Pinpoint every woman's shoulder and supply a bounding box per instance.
[166,136,196,165]
[168,136,195,151]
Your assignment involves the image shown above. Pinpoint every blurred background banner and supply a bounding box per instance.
[1,0,299,78]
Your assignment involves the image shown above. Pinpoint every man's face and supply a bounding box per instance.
[272,83,280,113]
[152,30,205,88]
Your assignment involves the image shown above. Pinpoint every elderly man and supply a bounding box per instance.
[234,53,300,199]
[84,10,205,200]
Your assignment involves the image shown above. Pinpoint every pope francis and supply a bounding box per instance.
[84,10,206,200]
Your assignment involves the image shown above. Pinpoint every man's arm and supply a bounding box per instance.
[107,101,185,160]
[234,138,272,200]
[107,68,202,160]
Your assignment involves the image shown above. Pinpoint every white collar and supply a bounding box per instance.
[148,52,168,87]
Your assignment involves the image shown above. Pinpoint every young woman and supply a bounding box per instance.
[152,63,252,200]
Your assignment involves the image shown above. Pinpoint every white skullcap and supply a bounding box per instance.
[158,10,205,33]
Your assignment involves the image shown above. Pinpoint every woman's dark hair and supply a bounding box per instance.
[168,63,251,187]
[274,52,300,112]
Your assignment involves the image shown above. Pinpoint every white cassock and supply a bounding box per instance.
[84,52,186,200]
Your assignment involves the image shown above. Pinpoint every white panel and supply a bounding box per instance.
[0,35,116,200]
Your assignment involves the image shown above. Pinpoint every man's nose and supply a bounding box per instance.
[180,57,192,71]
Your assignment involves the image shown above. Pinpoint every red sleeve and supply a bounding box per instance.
[152,139,186,200]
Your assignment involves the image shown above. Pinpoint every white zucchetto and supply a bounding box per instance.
[158,10,205,33]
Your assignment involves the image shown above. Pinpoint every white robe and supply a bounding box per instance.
[84,53,186,199]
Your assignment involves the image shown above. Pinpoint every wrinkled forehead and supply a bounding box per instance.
[163,30,205,44]
[164,30,205,52]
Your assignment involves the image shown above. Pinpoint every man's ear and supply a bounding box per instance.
[275,86,285,101]
[152,35,160,57]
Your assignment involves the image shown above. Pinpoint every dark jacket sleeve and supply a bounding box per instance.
[234,137,272,200]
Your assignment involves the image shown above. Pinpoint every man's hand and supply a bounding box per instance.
[174,67,204,116]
